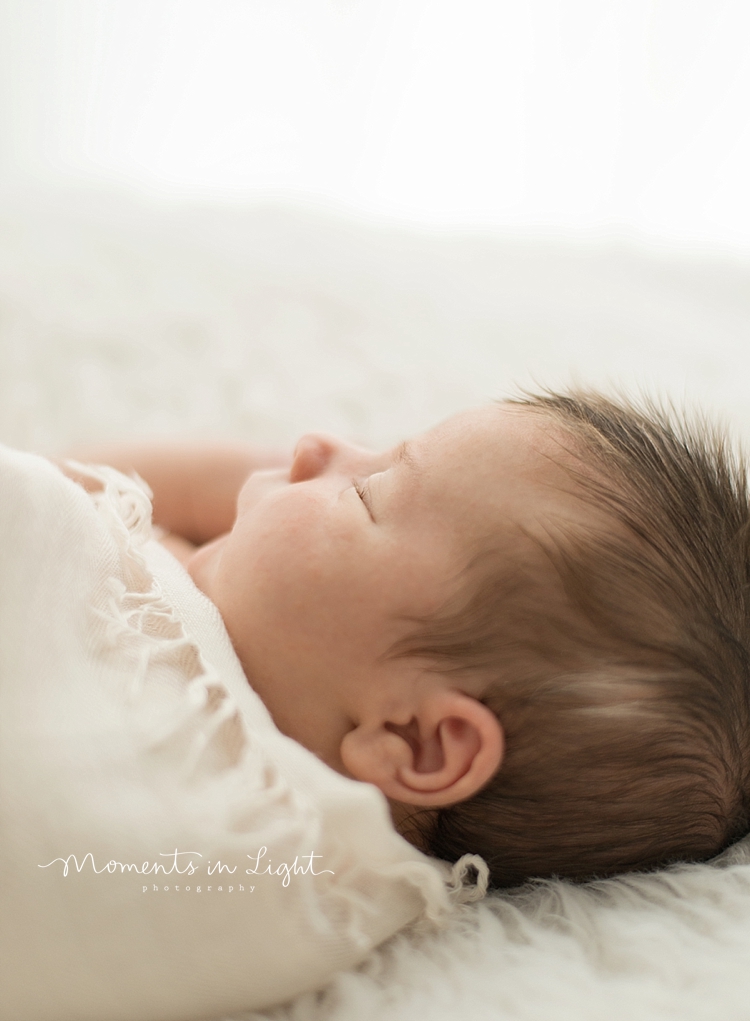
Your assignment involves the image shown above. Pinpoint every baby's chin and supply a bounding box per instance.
[186,534,229,601]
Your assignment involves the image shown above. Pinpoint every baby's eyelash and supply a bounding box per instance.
[352,478,374,520]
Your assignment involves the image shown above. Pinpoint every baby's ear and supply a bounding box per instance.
[340,689,504,806]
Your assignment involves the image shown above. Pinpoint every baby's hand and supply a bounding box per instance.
[54,440,292,545]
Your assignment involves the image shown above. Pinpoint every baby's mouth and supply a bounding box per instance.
[237,468,291,512]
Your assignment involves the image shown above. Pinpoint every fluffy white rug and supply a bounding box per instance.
[2,184,750,1021]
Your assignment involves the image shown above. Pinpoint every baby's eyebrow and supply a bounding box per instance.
[392,440,420,474]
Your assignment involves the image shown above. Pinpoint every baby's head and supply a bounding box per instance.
[189,389,750,888]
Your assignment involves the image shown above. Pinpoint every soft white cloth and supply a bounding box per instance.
[0,445,460,1021]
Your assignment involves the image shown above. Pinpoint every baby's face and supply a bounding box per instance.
[188,404,568,773]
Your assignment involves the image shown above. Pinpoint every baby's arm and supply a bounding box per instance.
[59,441,291,545]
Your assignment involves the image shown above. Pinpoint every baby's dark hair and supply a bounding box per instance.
[394,389,750,888]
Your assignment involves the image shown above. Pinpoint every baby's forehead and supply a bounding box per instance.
[415,404,583,510]
[388,409,590,594]
[423,402,568,459]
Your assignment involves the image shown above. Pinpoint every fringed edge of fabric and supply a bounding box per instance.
[64,459,252,780]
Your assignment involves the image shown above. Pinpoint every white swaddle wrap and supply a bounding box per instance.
[0,445,459,1021]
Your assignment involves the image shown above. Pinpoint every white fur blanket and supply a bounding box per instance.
[2,184,750,1021]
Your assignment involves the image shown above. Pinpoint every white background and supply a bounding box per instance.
[1,0,750,251]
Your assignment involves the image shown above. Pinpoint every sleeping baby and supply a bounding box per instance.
[62,387,750,889]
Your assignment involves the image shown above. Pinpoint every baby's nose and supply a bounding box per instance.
[290,433,376,483]
[289,434,337,483]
